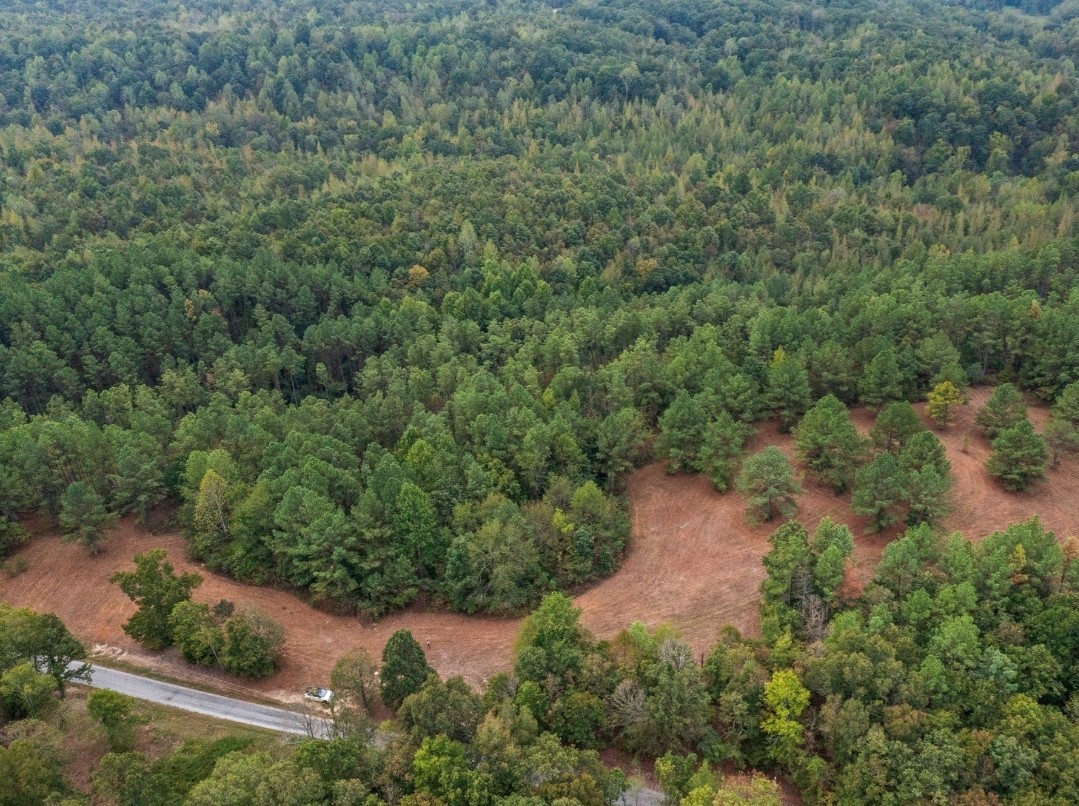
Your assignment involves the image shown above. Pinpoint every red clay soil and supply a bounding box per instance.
[2,388,1076,702]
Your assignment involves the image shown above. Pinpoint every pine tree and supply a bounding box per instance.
[926,381,965,429]
[765,348,811,433]
[696,413,752,491]
[976,383,1026,439]
[657,391,707,472]
[59,481,114,555]
[870,401,925,452]
[1051,380,1079,426]
[987,420,1049,491]
[380,629,433,709]
[736,447,801,522]
[904,465,951,526]
[859,348,905,408]
[851,453,906,532]
[794,395,865,493]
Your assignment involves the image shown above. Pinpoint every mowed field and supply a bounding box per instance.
[2,388,1077,700]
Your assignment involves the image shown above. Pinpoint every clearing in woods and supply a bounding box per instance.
[2,388,1076,699]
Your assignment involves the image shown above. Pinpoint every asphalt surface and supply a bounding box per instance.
[70,662,332,738]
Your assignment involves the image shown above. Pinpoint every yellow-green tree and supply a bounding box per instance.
[926,381,965,428]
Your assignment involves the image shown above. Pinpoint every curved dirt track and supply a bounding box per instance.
[2,389,1077,697]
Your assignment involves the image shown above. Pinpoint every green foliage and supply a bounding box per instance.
[976,383,1027,439]
[513,593,594,688]
[0,723,67,806]
[168,601,223,666]
[926,381,965,429]
[987,419,1049,491]
[859,348,906,408]
[87,689,141,751]
[657,391,708,472]
[697,413,753,492]
[185,751,324,806]
[761,669,810,765]
[596,408,650,492]
[870,402,925,453]
[380,629,432,710]
[398,674,485,744]
[0,663,56,720]
[736,447,801,523]
[765,350,811,433]
[851,452,906,532]
[0,515,27,561]
[330,647,380,712]
[0,605,89,697]
[58,480,115,555]
[794,395,865,494]
[219,607,284,679]
[110,549,202,650]
[4,0,1079,799]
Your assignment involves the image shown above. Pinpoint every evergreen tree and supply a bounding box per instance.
[870,401,925,452]
[859,348,905,408]
[59,481,114,555]
[898,431,951,476]
[380,629,433,710]
[657,391,707,472]
[904,465,951,526]
[794,395,865,494]
[987,420,1049,491]
[1051,380,1079,426]
[696,413,752,492]
[926,381,965,429]
[765,349,811,433]
[596,407,650,491]
[736,447,801,523]
[851,453,906,532]
[976,384,1027,439]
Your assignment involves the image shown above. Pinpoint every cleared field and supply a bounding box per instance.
[3,391,1076,699]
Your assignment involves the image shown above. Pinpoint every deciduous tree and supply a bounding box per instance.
[111,549,202,649]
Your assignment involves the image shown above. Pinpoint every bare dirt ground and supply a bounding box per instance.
[2,388,1076,701]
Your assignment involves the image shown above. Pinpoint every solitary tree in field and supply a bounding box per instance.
[111,549,202,649]
[736,447,801,522]
[987,420,1049,491]
[926,381,965,429]
[380,629,432,710]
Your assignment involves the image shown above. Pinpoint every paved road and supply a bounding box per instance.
[70,663,332,738]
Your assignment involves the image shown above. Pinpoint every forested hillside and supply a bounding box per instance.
[3,0,1079,616]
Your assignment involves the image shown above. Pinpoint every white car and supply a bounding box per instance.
[303,687,334,704]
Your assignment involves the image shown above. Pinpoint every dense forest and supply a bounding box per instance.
[3,0,1079,614]
[3,0,1079,799]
